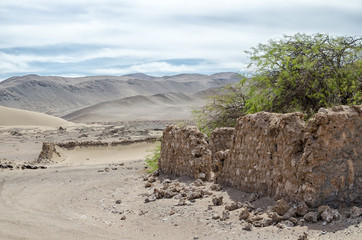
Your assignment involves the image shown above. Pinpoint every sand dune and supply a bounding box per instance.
[63,92,207,123]
[0,106,74,127]
[0,73,239,116]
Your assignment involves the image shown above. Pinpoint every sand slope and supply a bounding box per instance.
[0,106,74,127]
[62,92,207,122]
[0,73,240,116]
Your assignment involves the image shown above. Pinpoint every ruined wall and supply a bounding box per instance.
[297,105,361,207]
[159,105,361,207]
[37,137,157,162]
[209,128,234,178]
[159,125,212,180]
[216,112,306,202]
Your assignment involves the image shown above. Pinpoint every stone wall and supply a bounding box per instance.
[159,125,212,180]
[159,105,361,207]
[297,105,361,207]
[216,112,306,202]
[209,127,234,178]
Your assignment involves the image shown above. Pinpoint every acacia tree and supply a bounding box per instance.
[192,81,247,135]
[194,33,362,134]
[245,33,361,117]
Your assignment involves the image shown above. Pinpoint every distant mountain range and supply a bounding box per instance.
[0,73,240,122]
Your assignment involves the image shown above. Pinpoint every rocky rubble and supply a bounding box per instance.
[141,172,359,233]
[0,160,47,170]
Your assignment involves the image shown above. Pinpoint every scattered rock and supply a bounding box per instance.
[249,215,263,223]
[115,200,122,204]
[10,130,22,136]
[282,220,295,228]
[321,208,341,223]
[104,168,110,172]
[210,184,222,191]
[273,199,290,216]
[0,164,13,169]
[177,198,187,206]
[271,213,284,223]
[139,210,148,216]
[120,215,126,220]
[220,211,230,221]
[145,194,156,203]
[255,207,263,213]
[21,165,39,170]
[212,196,223,206]
[148,177,156,183]
[297,232,308,240]
[194,179,204,187]
[225,201,242,211]
[304,211,318,223]
[283,206,297,220]
[145,182,153,188]
[289,217,299,226]
[212,213,220,220]
[243,201,255,211]
[296,201,309,217]
[239,208,250,220]
[253,221,263,228]
[242,223,252,231]
[164,190,177,199]
[350,206,361,218]
[317,205,330,218]
[198,173,206,180]
[162,179,172,184]
[154,188,164,199]
[299,219,306,226]
[169,210,175,216]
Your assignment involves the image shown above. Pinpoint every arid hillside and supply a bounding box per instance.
[0,73,239,117]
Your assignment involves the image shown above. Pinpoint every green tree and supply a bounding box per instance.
[245,33,362,117]
[192,81,247,135]
[194,33,362,133]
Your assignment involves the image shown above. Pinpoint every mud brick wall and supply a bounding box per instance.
[159,125,212,180]
[216,112,306,202]
[209,128,234,178]
[159,105,361,207]
[297,105,362,207]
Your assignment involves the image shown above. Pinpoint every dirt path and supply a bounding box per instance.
[0,124,360,240]
[1,159,361,240]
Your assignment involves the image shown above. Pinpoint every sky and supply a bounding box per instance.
[0,0,361,81]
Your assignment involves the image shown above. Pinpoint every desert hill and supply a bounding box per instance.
[0,105,74,127]
[62,92,207,122]
[0,73,239,117]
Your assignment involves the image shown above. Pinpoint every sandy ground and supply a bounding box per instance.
[0,108,360,240]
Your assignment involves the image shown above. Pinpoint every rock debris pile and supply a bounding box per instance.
[142,171,361,231]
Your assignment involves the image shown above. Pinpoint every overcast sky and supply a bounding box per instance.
[0,0,361,80]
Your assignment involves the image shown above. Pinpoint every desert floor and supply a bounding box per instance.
[0,121,361,240]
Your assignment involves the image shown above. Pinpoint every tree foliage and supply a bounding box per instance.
[194,33,362,133]
[192,82,247,135]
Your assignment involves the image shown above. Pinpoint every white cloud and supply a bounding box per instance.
[0,0,361,79]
